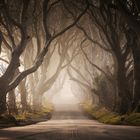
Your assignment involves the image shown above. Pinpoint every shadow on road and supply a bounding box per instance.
[0,104,140,140]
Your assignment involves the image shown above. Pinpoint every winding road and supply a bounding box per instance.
[0,104,140,140]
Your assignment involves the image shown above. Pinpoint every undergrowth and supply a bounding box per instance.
[82,102,140,126]
[0,104,53,127]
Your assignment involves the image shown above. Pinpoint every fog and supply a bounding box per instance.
[52,87,79,105]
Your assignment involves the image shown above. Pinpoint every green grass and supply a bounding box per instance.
[0,104,53,127]
[124,113,140,126]
[15,105,53,121]
[81,102,140,126]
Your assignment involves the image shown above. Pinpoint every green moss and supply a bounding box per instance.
[15,105,53,122]
[0,105,53,127]
[124,113,140,125]
[82,102,140,126]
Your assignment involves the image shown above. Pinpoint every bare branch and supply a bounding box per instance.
[80,38,114,83]
[6,1,89,92]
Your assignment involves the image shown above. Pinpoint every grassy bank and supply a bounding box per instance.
[82,102,140,126]
[15,106,53,123]
[0,104,53,128]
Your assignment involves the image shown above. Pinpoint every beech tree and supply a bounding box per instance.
[117,0,140,111]
[0,0,139,116]
[0,0,89,114]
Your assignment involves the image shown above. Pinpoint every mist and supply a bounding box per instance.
[0,2,140,138]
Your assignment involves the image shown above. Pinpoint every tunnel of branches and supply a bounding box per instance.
[0,0,140,116]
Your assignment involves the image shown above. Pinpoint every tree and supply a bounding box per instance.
[79,0,133,114]
[0,0,89,114]
[117,0,140,111]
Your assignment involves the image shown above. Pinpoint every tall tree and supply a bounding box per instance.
[0,0,89,114]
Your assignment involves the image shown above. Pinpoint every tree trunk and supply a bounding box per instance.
[132,40,140,112]
[0,78,7,115]
[20,90,28,112]
[115,57,130,114]
[18,80,28,112]
[0,91,7,115]
[125,29,140,112]
[8,90,18,114]
[33,93,42,111]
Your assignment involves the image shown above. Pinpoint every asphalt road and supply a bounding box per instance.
[0,104,140,140]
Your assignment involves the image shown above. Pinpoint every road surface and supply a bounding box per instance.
[0,104,140,140]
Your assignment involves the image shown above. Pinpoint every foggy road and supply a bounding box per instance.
[0,104,140,140]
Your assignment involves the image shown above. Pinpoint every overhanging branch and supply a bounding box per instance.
[7,2,89,92]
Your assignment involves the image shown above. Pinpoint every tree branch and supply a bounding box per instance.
[7,2,89,92]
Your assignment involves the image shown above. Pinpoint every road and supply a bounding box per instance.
[0,104,140,140]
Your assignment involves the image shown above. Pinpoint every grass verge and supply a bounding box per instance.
[81,102,140,126]
[0,104,53,128]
